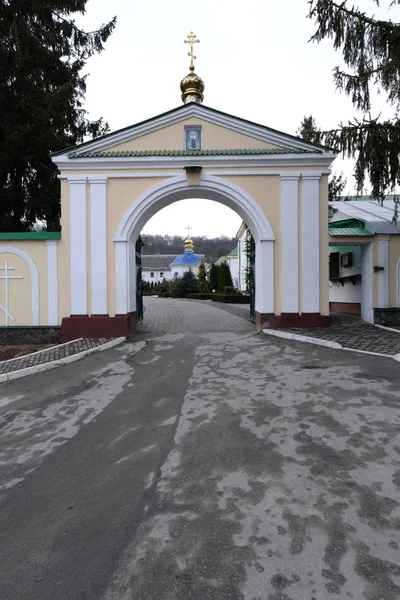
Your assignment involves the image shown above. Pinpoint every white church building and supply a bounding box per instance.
[141,236,205,283]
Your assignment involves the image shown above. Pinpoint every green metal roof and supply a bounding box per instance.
[0,232,61,240]
[329,227,373,236]
[227,245,238,257]
[68,147,320,159]
[328,217,373,236]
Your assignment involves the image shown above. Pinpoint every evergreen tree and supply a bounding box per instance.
[297,114,347,201]
[225,262,234,289]
[0,2,116,231]
[218,262,227,291]
[170,276,185,298]
[308,1,400,220]
[297,115,321,144]
[197,259,208,291]
[210,263,219,292]
[181,270,200,294]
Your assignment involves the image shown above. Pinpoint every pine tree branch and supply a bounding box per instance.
[308,0,400,34]
[50,11,116,38]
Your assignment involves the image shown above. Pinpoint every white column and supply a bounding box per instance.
[89,177,108,314]
[361,243,374,323]
[301,174,320,313]
[69,177,87,315]
[255,239,274,315]
[115,240,128,314]
[46,240,58,325]
[128,238,137,313]
[378,235,390,308]
[281,174,299,313]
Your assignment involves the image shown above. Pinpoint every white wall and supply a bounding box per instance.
[228,256,239,289]
[142,269,171,284]
[329,280,361,303]
[237,230,248,292]
[329,246,361,304]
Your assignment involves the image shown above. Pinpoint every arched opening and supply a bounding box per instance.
[0,246,39,326]
[114,173,275,331]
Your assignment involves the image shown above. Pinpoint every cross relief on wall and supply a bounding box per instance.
[0,260,23,326]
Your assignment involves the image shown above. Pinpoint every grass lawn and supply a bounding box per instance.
[0,345,54,362]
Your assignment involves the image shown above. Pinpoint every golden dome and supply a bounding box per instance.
[184,236,194,250]
[180,71,205,104]
[181,32,204,104]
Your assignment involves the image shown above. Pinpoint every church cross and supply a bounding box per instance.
[185,225,192,238]
[184,32,200,71]
[0,260,23,326]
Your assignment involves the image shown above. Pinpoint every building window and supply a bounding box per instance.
[185,126,201,150]
[150,272,154,278]
[329,253,340,279]
[340,252,353,268]
[160,272,164,277]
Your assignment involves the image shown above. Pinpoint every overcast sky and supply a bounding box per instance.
[76,0,398,238]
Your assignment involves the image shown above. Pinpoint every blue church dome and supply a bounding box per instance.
[169,237,202,266]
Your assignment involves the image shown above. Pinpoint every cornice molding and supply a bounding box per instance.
[54,152,335,172]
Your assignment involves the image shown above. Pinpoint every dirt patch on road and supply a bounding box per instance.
[0,345,54,362]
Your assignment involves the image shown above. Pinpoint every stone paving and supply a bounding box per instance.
[279,312,400,355]
[137,297,254,334]
[0,338,112,375]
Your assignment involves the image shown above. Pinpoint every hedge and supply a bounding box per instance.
[186,293,212,300]
[211,294,250,304]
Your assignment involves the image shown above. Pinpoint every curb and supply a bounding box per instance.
[375,324,400,334]
[262,329,342,349]
[0,337,126,384]
[262,329,399,362]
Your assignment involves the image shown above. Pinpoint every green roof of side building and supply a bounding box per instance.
[0,232,61,240]
[328,218,373,236]
[68,148,320,159]
[227,244,238,257]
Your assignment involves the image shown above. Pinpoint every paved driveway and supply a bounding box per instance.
[0,312,399,599]
[137,297,253,333]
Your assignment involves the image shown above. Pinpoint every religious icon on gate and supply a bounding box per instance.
[185,128,201,150]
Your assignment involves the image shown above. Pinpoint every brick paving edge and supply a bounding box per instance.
[262,329,400,363]
[0,337,126,384]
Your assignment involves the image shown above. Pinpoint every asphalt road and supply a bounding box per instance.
[1,306,400,599]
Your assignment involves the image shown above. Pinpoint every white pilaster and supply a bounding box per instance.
[361,243,374,323]
[281,174,299,313]
[115,240,128,314]
[69,177,87,315]
[255,239,274,314]
[46,240,58,325]
[128,238,137,313]
[301,174,320,313]
[89,177,108,314]
[378,235,390,308]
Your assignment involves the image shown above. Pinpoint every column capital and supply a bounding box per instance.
[301,172,322,181]
[45,239,58,246]
[88,176,108,185]
[280,173,300,182]
[67,175,87,184]
[378,234,390,241]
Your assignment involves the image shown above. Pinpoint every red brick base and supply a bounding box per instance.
[329,302,361,315]
[255,312,330,331]
[60,313,137,343]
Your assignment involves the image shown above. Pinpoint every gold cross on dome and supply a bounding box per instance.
[184,31,200,71]
[185,225,192,237]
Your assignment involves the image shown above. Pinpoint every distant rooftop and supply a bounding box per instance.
[330,199,400,235]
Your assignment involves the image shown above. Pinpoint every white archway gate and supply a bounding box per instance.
[113,173,275,328]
